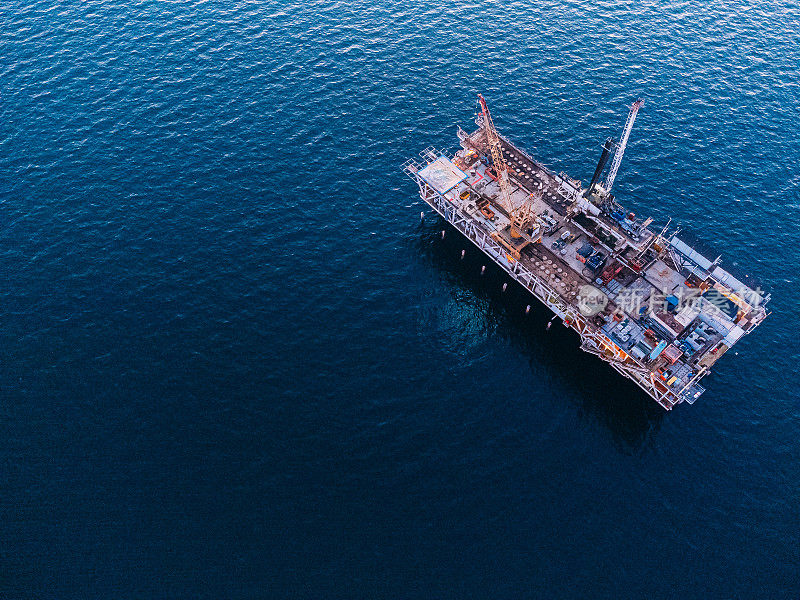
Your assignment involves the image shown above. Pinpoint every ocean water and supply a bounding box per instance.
[1,0,798,597]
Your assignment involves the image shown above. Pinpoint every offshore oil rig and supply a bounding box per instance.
[404,96,769,409]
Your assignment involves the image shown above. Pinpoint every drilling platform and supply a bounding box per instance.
[404,96,770,409]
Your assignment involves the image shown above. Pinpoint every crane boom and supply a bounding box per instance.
[604,98,643,193]
[477,94,513,213]
[477,94,536,238]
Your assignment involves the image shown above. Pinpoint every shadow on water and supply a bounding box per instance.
[412,217,665,452]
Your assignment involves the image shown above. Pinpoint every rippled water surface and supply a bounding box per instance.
[1,0,798,597]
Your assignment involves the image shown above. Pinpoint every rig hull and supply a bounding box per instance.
[404,116,769,410]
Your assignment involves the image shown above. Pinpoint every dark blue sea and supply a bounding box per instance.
[1,0,798,597]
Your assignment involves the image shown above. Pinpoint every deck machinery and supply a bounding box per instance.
[403,97,770,410]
